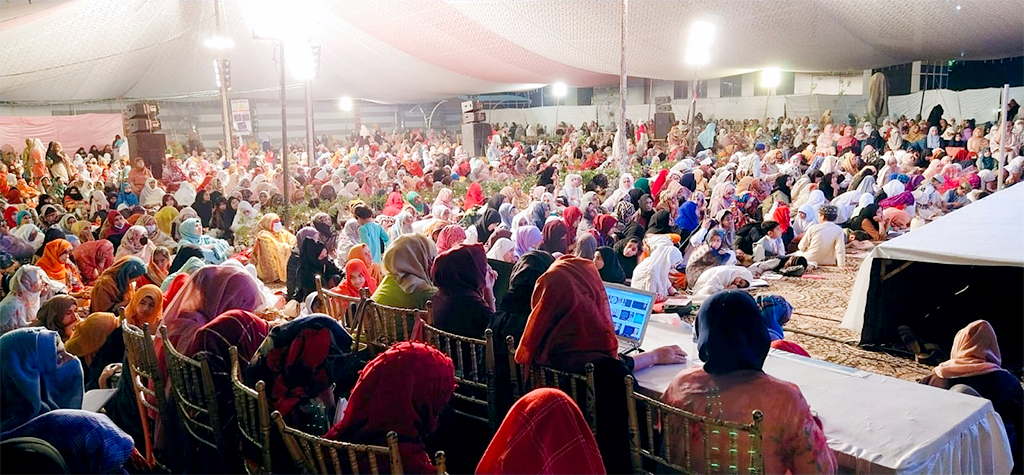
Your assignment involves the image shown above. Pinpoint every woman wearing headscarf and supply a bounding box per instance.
[697,122,716,152]
[594,246,626,285]
[513,225,542,259]
[388,210,415,243]
[71,235,114,285]
[36,239,81,291]
[333,258,379,300]
[287,214,342,301]
[248,315,356,440]
[432,188,457,217]
[89,256,146,313]
[114,225,155,263]
[177,218,229,264]
[464,182,485,209]
[347,243,384,285]
[65,311,123,390]
[537,166,558,188]
[539,220,570,255]
[630,244,683,300]
[434,224,467,254]
[660,291,836,474]
[692,265,754,296]
[33,294,80,343]
[477,388,605,475]
[250,213,295,284]
[431,243,495,339]
[154,205,179,236]
[574,233,599,260]
[514,256,685,473]
[12,214,45,253]
[0,327,84,431]
[919,320,1021,470]
[138,178,164,209]
[0,266,47,335]
[0,409,135,473]
[497,202,516,230]
[371,234,437,310]
[530,202,550,231]
[124,284,164,332]
[230,200,258,237]
[324,342,454,474]
[114,182,138,208]
[709,182,735,216]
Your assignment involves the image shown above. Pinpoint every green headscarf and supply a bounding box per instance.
[405,191,424,214]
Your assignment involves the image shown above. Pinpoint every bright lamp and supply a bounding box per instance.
[552,82,568,98]
[685,21,716,66]
[761,68,781,88]
[339,97,353,111]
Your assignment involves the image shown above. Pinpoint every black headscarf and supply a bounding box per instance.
[679,172,696,193]
[596,246,625,284]
[486,194,506,213]
[819,173,835,201]
[491,250,555,344]
[646,209,674,234]
[850,204,880,232]
[614,223,645,279]
[193,190,213,227]
[169,244,204,273]
[538,166,557,187]
[475,209,501,245]
[696,290,770,374]
[627,188,644,209]
[64,186,83,202]
[774,175,791,201]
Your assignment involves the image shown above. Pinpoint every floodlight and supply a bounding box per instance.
[339,97,353,111]
[288,43,320,80]
[242,0,321,41]
[685,21,716,66]
[761,68,781,88]
[552,82,568,98]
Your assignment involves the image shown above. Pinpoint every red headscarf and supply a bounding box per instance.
[562,206,582,231]
[772,205,791,234]
[435,225,467,254]
[186,310,269,367]
[464,182,485,209]
[514,256,618,371]
[37,239,74,282]
[651,169,670,200]
[593,214,617,237]
[335,259,378,298]
[539,221,570,255]
[382,191,405,216]
[326,342,455,474]
[71,240,115,284]
[4,206,17,227]
[477,388,605,474]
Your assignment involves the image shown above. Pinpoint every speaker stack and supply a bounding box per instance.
[124,102,166,178]
[653,96,675,140]
[461,100,492,158]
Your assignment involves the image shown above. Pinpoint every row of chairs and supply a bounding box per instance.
[315,277,767,474]
[119,318,447,474]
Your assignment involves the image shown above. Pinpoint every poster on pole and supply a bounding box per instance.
[231,99,252,137]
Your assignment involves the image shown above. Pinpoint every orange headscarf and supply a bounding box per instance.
[37,239,74,282]
[933,320,1003,379]
[334,259,378,298]
[347,243,383,283]
[514,256,618,371]
[124,284,164,329]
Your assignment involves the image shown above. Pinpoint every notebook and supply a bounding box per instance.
[605,282,655,353]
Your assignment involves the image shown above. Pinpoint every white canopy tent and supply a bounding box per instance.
[842,184,1024,369]
[2,0,1022,104]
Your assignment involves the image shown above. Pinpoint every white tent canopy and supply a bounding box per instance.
[2,0,1022,104]
[842,184,1024,332]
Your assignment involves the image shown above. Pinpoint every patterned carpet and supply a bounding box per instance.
[749,255,934,382]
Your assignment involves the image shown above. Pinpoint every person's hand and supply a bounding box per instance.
[652,345,687,365]
[99,363,122,389]
[485,267,498,289]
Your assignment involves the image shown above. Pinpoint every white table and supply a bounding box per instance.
[633,314,1013,474]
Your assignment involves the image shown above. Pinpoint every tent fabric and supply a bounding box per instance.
[842,184,1024,333]
[1,0,1022,104]
[0,114,125,152]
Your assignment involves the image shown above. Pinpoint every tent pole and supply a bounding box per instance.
[213,0,233,166]
[279,40,290,222]
[305,79,314,167]
[618,0,628,173]
[998,83,1009,190]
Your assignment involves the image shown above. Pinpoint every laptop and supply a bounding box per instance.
[604,282,655,354]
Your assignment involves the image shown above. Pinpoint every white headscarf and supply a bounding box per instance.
[630,245,683,297]
[230,201,257,232]
[139,178,164,207]
[693,265,754,297]
[486,237,515,262]
[0,265,45,333]
[174,181,197,207]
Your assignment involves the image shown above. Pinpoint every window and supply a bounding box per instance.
[694,80,708,99]
[721,75,742,98]
[673,81,687,99]
[577,87,593,106]
[919,60,949,91]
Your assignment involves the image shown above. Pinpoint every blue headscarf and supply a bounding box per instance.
[697,123,716,149]
[675,201,700,232]
[0,328,84,431]
[0,409,134,473]
[14,210,32,227]
[696,291,770,374]
[755,294,793,341]
[115,182,138,207]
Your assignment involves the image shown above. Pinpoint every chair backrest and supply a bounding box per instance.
[230,346,273,474]
[417,321,510,432]
[271,411,403,475]
[356,300,432,354]
[315,275,368,333]
[159,326,224,452]
[518,360,597,437]
[623,375,765,474]
[121,319,166,465]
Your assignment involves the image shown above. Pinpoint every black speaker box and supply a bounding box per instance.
[461,122,492,158]
[127,133,167,178]
[654,112,675,140]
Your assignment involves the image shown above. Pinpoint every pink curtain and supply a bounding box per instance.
[1,114,125,151]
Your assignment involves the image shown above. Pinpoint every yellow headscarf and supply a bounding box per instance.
[124,284,164,329]
[65,312,118,360]
[154,206,179,235]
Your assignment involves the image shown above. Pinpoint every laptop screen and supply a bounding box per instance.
[605,283,655,345]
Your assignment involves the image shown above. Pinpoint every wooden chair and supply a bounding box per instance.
[159,326,224,456]
[121,319,167,465]
[272,411,447,475]
[515,357,598,437]
[624,375,765,474]
[315,275,368,333]
[230,346,273,474]
[356,300,432,354]
[417,322,513,432]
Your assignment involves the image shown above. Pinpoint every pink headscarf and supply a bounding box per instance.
[159,265,261,353]
[435,225,466,253]
[934,320,1003,379]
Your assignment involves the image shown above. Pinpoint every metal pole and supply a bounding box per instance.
[688,72,698,153]
[997,83,1009,190]
[213,0,233,164]
[279,40,290,221]
[618,0,628,172]
[305,79,314,167]
[554,97,560,130]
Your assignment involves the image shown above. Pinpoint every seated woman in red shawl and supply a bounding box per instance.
[381,184,405,217]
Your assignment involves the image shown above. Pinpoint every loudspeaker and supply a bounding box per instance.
[125,102,159,119]
[654,96,672,106]
[461,100,483,113]
[461,122,492,158]
[462,111,486,124]
[127,133,167,179]
[654,112,675,140]
[127,118,161,134]
[655,103,673,113]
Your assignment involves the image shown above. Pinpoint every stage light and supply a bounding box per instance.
[685,21,716,66]
[552,82,568,98]
[204,36,235,50]
[761,68,781,88]
[339,97,353,111]
[242,0,322,41]
[288,43,321,80]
